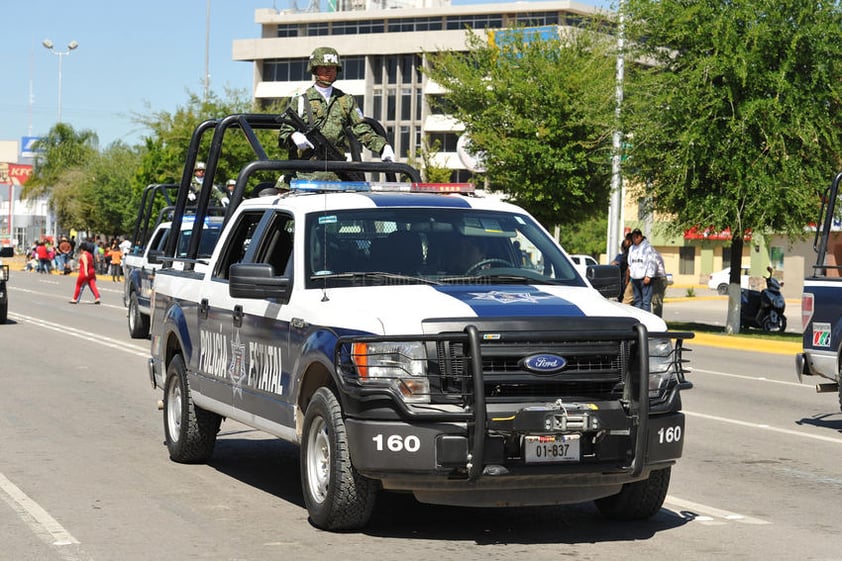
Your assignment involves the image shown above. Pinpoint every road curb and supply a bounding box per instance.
[690,332,801,356]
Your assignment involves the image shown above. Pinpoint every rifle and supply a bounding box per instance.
[279,108,365,182]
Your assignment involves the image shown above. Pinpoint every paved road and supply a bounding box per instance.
[1,272,839,561]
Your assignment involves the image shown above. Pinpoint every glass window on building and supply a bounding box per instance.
[263,59,308,82]
[373,89,383,118]
[427,132,460,152]
[679,246,695,275]
[400,54,415,84]
[415,89,423,120]
[387,17,444,33]
[446,14,504,30]
[386,57,398,84]
[400,126,410,158]
[342,56,365,80]
[276,24,299,37]
[514,11,560,26]
[400,87,412,120]
[386,89,397,120]
[371,55,383,85]
[306,23,329,36]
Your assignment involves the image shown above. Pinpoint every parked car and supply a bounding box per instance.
[569,254,598,276]
[708,266,750,295]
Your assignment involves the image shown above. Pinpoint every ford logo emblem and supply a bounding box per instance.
[520,353,567,375]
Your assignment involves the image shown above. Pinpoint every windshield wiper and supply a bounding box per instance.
[310,271,441,285]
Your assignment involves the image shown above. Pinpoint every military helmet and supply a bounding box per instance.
[194,161,206,171]
[307,47,342,73]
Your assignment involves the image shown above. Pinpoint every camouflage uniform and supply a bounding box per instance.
[278,47,388,180]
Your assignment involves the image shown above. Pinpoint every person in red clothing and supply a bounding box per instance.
[69,241,101,304]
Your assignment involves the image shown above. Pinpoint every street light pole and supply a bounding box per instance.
[42,39,79,123]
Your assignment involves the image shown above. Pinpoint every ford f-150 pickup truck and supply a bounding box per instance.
[146,113,693,531]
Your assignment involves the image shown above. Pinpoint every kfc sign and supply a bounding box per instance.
[0,163,33,185]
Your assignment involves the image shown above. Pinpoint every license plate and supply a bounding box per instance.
[523,434,580,463]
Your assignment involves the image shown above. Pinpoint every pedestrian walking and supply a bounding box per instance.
[69,242,101,304]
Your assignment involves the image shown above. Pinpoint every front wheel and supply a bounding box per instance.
[300,387,377,531]
[163,354,220,463]
[595,466,671,520]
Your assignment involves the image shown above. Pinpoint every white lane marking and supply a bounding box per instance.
[665,496,769,525]
[8,312,148,358]
[11,285,123,308]
[0,472,80,545]
[685,410,842,444]
[694,368,807,388]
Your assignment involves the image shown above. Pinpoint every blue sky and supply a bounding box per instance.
[1,0,605,151]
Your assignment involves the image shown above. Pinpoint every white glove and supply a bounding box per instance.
[187,191,197,202]
[291,131,314,150]
[381,144,395,162]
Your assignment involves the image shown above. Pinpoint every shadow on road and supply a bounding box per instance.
[207,430,689,543]
[795,412,842,434]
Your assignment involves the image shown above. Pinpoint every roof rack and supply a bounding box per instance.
[166,113,424,269]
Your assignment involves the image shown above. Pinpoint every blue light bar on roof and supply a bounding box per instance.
[290,178,475,194]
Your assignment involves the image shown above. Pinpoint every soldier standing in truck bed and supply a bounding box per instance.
[278,46,395,180]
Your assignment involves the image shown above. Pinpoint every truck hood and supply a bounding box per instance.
[303,284,667,335]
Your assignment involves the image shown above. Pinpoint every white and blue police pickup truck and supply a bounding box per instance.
[124,215,224,338]
[148,175,693,531]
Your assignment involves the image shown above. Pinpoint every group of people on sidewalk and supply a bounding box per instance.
[611,228,669,317]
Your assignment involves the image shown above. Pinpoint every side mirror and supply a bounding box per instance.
[147,249,163,265]
[229,263,291,302]
[587,264,622,299]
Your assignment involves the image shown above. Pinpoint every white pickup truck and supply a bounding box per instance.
[146,114,693,531]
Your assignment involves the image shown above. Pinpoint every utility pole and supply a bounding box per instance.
[606,0,625,260]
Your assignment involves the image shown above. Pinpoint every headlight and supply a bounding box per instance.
[351,341,429,403]
[648,338,676,399]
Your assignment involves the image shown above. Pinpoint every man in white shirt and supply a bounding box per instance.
[627,228,657,312]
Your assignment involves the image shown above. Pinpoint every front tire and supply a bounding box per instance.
[127,291,150,339]
[300,387,377,531]
[716,283,728,295]
[595,466,671,520]
[163,354,220,463]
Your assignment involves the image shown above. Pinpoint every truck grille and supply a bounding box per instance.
[432,339,630,402]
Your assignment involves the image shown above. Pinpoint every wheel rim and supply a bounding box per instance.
[166,379,182,442]
[306,416,330,504]
[128,299,136,330]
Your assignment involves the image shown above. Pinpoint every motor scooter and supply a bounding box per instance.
[740,269,786,332]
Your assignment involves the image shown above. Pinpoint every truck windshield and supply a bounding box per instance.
[304,207,584,288]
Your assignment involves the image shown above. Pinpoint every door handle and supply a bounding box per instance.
[233,305,243,328]
[200,298,209,319]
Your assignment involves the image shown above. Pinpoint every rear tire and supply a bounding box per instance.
[163,354,220,463]
[127,291,150,339]
[595,466,671,520]
[300,387,377,531]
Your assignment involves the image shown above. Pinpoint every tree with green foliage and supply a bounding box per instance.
[23,123,98,201]
[133,88,279,190]
[51,142,142,236]
[424,25,617,227]
[622,0,842,333]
